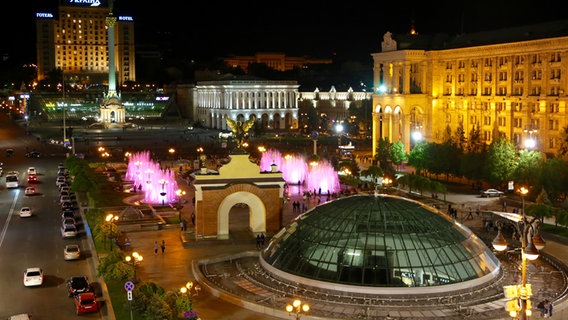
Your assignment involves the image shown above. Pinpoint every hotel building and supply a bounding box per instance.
[372,21,568,156]
[35,0,135,86]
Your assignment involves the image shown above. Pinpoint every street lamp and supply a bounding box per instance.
[105,213,119,250]
[125,251,143,283]
[382,177,392,190]
[524,128,538,150]
[168,147,175,167]
[180,281,202,319]
[285,299,309,320]
[492,186,546,320]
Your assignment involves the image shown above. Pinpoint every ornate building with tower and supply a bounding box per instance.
[372,21,568,157]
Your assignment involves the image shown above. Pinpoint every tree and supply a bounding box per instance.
[483,137,517,187]
[407,141,429,174]
[389,141,407,171]
[375,138,396,177]
[513,149,543,187]
[96,249,132,281]
[361,165,383,184]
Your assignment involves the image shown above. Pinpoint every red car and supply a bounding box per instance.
[73,292,99,314]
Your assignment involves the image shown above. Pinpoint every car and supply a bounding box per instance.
[23,267,43,287]
[61,224,78,238]
[24,187,36,196]
[63,217,77,227]
[19,207,32,218]
[27,167,37,175]
[73,292,99,314]
[5,148,14,157]
[64,244,81,260]
[25,150,41,158]
[66,275,91,297]
[61,201,75,210]
[27,174,37,183]
[62,209,75,219]
[56,177,66,187]
[480,189,504,198]
[60,194,70,203]
[58,162,65,170]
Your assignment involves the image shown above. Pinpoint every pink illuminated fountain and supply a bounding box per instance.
[125,151,179,204]
[306,159,340,194]
[259,151,339,194]
[259,149,282,172]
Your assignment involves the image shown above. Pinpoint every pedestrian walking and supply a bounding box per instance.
[191,212,196,225]
[160,240,166,254]
[256,234,262,249]
[154,241,159,255]
[260,233,265,247]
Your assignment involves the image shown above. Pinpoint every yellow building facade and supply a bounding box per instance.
[372,24,568,157]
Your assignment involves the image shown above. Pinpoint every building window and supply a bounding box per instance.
[549,137,556,149]
[458,60,466,69]
[549,119,559,130]
[497,87,507,96]
[483,116,491,126]
[484,58,492,67]
[483,87,492,95]
[498,117,506,126]
[513,118,523,128]
[484,72,492,82]
[549,102,560,113]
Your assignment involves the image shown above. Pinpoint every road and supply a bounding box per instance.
[0,114,103,319]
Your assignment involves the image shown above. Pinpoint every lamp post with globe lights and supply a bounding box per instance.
[105,213,119,250]
[492,186,546,320]
[180,280,201,320]
[125,252,143,283]
[285,299,309,320]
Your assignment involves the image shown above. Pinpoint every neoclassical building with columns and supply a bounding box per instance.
[194,75,300,131]
[372,21,568,157]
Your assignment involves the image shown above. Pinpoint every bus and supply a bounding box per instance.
[5,171,19,189]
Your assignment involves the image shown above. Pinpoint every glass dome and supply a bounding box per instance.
[262,194,500,288]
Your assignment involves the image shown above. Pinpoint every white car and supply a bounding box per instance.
[27,167,37,175]
[19,207,32,218]
[480,189,505,198]
[23,267,43,286]
[61,224,78,238]
[64,244,81,260]
[24,187,36,196]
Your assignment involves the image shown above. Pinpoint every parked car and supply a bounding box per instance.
[62,217,77,227]
[19,207,32,218]
[23,267,43,286]
[61,224,78,238]
[8,314,32,320]
[62,209,75,219]
[63,244,81,260]
[73,292,99,314]
[66,275,91,296]
[480,189,504,198]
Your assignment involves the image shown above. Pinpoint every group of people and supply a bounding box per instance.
[256,233,266,249]
[537,299,553,318]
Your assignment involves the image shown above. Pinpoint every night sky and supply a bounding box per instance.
[2,0,568,66]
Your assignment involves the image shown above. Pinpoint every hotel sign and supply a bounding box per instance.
[67,0,105,7]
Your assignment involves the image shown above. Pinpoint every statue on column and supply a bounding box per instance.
[226,115,256,149]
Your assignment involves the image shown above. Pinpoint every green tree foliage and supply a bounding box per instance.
[484,137,517,187]
[360,165,383,183]
[513,150,543,187]
[389,141,407,170]
[460,151,485,182]
[407,141,429,174]
[539,158,568,203]
[132,282,167,317]
[97,249,132,281]
[467,124,486,153]
[375,138,396,177]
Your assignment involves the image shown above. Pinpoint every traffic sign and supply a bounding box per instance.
[124,281,135,291]
[127,290,133,301]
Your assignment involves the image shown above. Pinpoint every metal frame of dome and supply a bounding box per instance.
[261,194,501,295]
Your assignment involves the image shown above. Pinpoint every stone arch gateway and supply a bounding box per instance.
[192,152,286,240]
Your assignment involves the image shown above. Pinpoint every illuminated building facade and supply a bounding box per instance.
[35,0,135,86]
[195,75,299,131]
[223,52,332,72]
[372,21,568,156]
